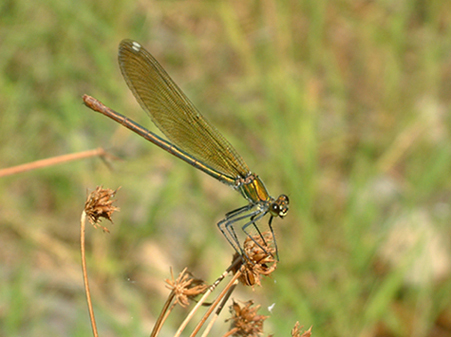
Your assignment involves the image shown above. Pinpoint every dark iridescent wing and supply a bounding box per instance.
[118,39,250,180]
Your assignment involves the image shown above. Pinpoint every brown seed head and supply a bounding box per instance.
[227,300,268,337]
[291,322,313,337]
[232,232,277,286]
[165,267,208,308]
[84,186,120,232]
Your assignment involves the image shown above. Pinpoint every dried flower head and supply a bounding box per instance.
[84,186,120,232]
[232,232,277,286]
[165,267,208,308]
[227,300,267,337]
[291,322,312,337]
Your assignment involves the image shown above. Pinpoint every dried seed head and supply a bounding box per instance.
[227,300,268,337]
[84,186,120,232]
[165,267,208,308]
[232,232,277,286]
[291,322,312,337]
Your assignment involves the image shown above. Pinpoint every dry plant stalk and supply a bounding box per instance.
[80,186,119,337]
[153,239,277,337]
[149,268,208,337]
[78,190,299,337]
[0,148,109,177]
[175,233,278,337]
[187,268,241,337]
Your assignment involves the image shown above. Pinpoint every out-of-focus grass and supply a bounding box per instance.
[1,0,451,336]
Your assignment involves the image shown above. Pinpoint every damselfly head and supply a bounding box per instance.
[269,194,289,218]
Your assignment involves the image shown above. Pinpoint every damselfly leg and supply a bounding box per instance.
[218,205,277,261]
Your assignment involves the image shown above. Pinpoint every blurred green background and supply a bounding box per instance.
[1,0,451,336]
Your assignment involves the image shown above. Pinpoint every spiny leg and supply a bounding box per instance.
[218,205,278,261]
[219,208,265,261]
[249,213,267,246]
[223,208,263,258]
[217,204,254,254]
[267,216,279,261]
[241,211,272,257]
[224,209,261,259]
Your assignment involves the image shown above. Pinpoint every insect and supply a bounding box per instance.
[85,40,289,259]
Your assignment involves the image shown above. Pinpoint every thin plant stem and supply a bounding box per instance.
[221,327,239,337]
[80,211,99,337]
[172,256,242,337]
[150,291,176,337]
[0,148,108,177]
[172,284,216,337]
[189,268,242,337]
[201,282,237,337]
[212,255,243,288]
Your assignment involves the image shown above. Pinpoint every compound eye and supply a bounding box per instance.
[271,203,280,214]
[269,195,289,217]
